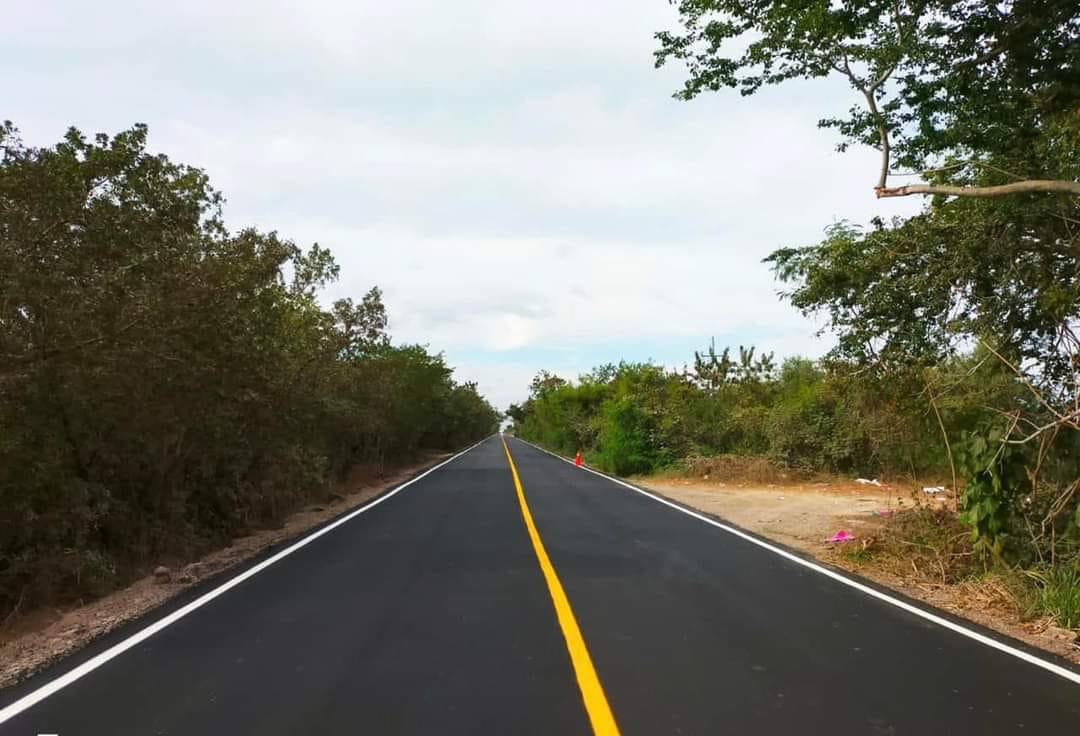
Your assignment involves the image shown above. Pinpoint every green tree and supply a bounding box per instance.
[655,1,1080,198]
[654,2,1079,554]
[766,194,1079,556]
[0,122,498,622]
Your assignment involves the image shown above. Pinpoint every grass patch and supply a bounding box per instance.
[1023,564,1080,630]
[839,544,876,563]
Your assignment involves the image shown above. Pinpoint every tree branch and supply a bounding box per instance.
[829,54,893,191]
[1005,408,1080,445]
[0,318,142,370]
[861,87,891,190]
[876,180,1080,198]
[924,376,958,504]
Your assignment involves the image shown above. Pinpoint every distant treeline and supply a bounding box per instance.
[510,345,965,479]
[0,123,499,621]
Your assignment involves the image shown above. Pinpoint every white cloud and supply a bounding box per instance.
[4,1,923,409]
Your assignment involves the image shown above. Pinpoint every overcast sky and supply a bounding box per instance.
[5,1,921,409]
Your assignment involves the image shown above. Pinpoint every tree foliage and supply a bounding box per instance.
[655,0,1080,196]
[767,198,1079,556]
[655,2,1079,559]
[512,347,960,478]
[0,123,499,621]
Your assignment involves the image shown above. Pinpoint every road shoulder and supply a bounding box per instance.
[638,476,1080,667]
[0,452,451,691]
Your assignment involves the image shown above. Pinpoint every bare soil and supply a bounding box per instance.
[636,475,1080,665]
[0,453,449,690]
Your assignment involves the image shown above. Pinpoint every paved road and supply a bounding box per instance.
[2,435,1077,734]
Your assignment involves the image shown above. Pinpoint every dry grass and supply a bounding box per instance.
[867,506,979,585]
[834,507,1079,647]
[675,454,803,485]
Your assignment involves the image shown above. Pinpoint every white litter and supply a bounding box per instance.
[922,486,947,494]
[855,478,883,486]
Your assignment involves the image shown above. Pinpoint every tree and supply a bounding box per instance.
[505,403,527,425]
[0,121,499,622]
[333,287,390,361]
[693,339,735,392]
[529,370,568,399]
[768,211,1079,555]
[693,339,775,391]
[654,2,1079,554]
[768,201,1079,419]
[655,1,1080,199]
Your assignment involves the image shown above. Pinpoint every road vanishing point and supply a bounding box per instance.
[2,435,1078,734]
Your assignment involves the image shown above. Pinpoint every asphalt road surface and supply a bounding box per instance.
[2,435,1078,735]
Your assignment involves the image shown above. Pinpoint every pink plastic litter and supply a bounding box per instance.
[826,529,856,543]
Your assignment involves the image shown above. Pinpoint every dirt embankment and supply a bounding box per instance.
[636,475,1080,666]
[0,453,449,691]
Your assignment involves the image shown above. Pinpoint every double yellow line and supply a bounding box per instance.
[500,436,620,736]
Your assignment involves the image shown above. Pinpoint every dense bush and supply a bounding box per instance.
[511,351,957,479]
[0,123,499,621]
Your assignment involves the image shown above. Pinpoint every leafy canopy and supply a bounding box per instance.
[656,1,1080,189]
[0,121,500,620]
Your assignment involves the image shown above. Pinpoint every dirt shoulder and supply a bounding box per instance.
[0,452,450,691]
[636,475,1080,666]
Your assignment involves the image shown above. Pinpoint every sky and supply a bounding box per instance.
[4,1,921,410]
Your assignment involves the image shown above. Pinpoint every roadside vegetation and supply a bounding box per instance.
[514,1,1079,633]
[0,123,500,626]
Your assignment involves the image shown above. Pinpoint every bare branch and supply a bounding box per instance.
[877,180,1080,198]
[923,376,958,503]
[861,88,891,190]
[1005,409,1080,445]
[980,340,1068,420]
[827,45,894,191]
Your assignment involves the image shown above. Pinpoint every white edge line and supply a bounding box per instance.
[0,436,493,725]
[511,436,1080,686]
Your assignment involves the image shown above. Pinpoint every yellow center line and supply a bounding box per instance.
[500,435,621,736]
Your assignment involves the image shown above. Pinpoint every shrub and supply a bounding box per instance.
[0,123,500,623]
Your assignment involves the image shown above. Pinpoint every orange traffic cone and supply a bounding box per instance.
[574,451,583,467]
